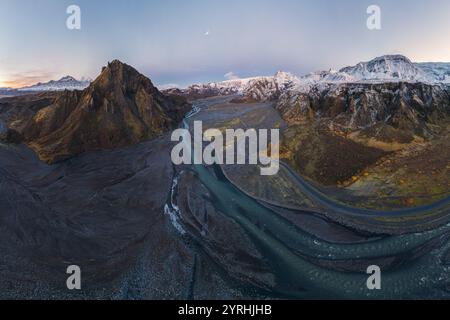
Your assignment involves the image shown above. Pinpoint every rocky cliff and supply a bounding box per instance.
[1,60,191,163]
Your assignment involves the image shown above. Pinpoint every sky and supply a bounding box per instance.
[1,0,450,88]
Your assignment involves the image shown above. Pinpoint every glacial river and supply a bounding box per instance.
[168,99,450,299]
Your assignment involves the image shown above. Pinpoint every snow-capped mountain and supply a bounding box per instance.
[169,71,304,101]
[0,87,22,97]
[0,87,18,93]
[173,55,450,102]
[19,76,91,92]
[175,55,449,133]
[272,56,450,132]
[323,55,432,83]
[190,76,271,95]
[316,55,450,84]
[416,62,450,83]
[242,71,305,101]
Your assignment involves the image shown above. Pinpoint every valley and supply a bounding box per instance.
[169,97,450,298]
[0,55,449,299]
[169,56,450,210]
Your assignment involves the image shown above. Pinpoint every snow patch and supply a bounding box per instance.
[19,76,91,92]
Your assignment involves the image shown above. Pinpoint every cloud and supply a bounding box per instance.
[157,83,180,90]
[224,72,240,80]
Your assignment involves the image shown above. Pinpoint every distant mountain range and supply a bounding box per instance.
[0,76,91,97]
[165,55,450,135]
[1,54,450,137]
[166,55,450,100]
[19,75,91,92]
[328,55,450,83]
[2,55,450,99]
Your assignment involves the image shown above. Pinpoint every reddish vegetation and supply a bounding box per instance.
[290,130,389,185]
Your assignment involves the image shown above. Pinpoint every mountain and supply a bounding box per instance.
[172,55,450,103]
[1,60,190,163]
[241,71,303,101]
[0,87,21,97]
[168,71,302,101]
[211,55,450,134]
[315,55,450,84]
[276,81,450,134]
[271,57,450,188]
[166,76,270,100]
[416,62,450,83]
[19,76,91,92]
[163,54,450,138]
[328,55,431,83]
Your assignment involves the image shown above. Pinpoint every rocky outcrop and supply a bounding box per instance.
[276,82,450,136]
[166,71,301,102]
[2,60,191,163]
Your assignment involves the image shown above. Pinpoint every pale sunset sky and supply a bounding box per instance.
[1,0,450,88]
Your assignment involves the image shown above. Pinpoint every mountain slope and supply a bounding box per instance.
[417,62,450,83]
[332,55,431,83]
[169,71,302,101]
[169,55,450,108]
[223,55,450,134]
[276,81,450,134]
[20,60,190,163]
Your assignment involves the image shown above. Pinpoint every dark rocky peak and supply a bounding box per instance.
[91,60,157,95]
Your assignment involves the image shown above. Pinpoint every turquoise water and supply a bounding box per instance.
[175,101,450,299]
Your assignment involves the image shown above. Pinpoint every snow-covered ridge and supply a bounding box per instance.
[19,76,91,92]
[176,71,304,101]
[174,55,450,100]
[332,55,430,83]
[189,76,273,94]
[7,55,450,97]
[416,62,450,83]
[317,55,450,84]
